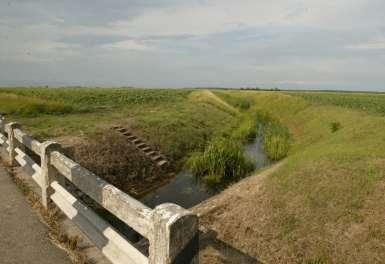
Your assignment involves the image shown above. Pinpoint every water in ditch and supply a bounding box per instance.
[141,135,269,209]
[103,134,270,247]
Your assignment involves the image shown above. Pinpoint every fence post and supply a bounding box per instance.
[149,203,199,264]
[0,116,5,133]
[5,122,21,166]
[40,141,61,208]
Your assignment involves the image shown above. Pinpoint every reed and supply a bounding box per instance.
[262,121,291,160]
[254,110,291,161]
[187,137,254,187]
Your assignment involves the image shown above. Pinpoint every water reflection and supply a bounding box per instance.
[243,136,270,168]
[141,135,269,209]
[141,170,212,209]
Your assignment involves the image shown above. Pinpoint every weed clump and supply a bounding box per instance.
[232,116,257,143]
[187,137,254,187]
[215,93,254,110]
[255,110,291,161]
[263,122,291,160]
[329,121,341,133]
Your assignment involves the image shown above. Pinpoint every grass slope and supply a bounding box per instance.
[0,88,239,163]
[196,91,385,264]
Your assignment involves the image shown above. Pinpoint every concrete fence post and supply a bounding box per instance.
[0,116,5,133]
[149,203,199,264]
[5,122,21,166]
[40,141,61,208]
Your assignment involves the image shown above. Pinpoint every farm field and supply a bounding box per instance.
[0,87,384,263]
[0,88,240,159]
[290,91,385,115]
[0,88,247,194]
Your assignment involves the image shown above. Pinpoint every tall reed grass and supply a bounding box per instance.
[255,110,291,161]
[262,122,291,160]
[187,138,255,187]
[232,116,257,143]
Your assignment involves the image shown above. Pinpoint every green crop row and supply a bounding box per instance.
[291,92,385,115]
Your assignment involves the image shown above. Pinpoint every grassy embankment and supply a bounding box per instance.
[0,88,242,159]
[0,88,289,190]
[0,88,248,193]
[196,90,385,263]
[187,91,291,187]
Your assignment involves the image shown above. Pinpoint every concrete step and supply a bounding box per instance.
[113,126,170,168]
[147,151,157,156]
[142,147,152,152]
[136,143,147,148]
[157,160,168,167]
[151,155,163,162]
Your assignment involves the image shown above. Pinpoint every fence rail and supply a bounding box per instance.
[0,117,198,264]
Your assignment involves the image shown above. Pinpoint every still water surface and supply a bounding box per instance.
[141,135,269,209]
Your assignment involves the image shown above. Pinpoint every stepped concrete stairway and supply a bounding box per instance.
[112,126,169,168]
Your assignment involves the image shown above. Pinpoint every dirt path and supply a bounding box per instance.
[194,162,284,264]
[0,165,70,264]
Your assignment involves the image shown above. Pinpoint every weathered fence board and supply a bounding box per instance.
[51,181,148,264]
[14,147,44,188]
[0,118,199,264]
[0,133,6,145]
[14,128,42,155]
[50,150,152,238]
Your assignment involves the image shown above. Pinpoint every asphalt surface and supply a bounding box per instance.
[0,165,70,264]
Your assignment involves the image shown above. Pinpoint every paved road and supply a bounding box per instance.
[0,165,70,264]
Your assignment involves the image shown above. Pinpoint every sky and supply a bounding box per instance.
[0,0,384,91]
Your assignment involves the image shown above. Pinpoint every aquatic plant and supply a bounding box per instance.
[187,137,255,187]
[232,116,258,143]
[262,121,291,161]
[253,110,291,161]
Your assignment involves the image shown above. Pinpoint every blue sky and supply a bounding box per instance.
[0,0,384,91]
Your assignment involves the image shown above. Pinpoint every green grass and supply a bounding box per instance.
[290,91,385,115]
[231,115,258,143]
[0,88,239,164]
[214,92,255,110]
[0,93,74,116]
[187,137,254,187]
[0,87,191,112]
[1,87,385,262]
[215,91,292,161]
[262,121,291,160]
[209,90,385,263]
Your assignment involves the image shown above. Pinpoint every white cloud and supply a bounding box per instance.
[61,0,383,38]
[1,0,385,90]
[347,40,385,50]
[100,40,153,51]
[0,38,81,63]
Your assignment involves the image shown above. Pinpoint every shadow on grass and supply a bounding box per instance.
[199,229,263,264]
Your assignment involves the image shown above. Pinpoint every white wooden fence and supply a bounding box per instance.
[0,117,199,264]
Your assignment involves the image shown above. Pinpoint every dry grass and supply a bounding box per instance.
[71,132,169,197]
[194,91,385,263]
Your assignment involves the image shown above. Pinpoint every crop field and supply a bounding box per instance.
[290,91,385,115]
[0,88,238,159]
[0,87,384,263]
